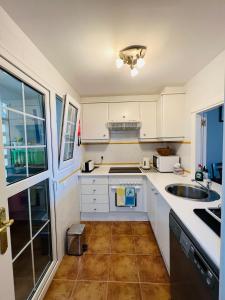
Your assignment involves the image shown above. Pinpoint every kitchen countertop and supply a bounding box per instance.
[79,165,222,269]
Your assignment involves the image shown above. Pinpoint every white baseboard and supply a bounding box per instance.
[80,212,148,221]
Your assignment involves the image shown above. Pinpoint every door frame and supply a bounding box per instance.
[0,56,58,300]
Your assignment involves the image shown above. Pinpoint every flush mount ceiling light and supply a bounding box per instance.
[116,45,147,77]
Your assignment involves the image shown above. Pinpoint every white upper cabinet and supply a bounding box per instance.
[82,103,109,141]
[108,102,140,121]
[139,102,157,139]
[157,92,186,139]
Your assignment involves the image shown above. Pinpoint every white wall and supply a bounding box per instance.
[185,49,225,174]
[0,7,82,260]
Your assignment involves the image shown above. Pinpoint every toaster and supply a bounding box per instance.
[82,160,95,172]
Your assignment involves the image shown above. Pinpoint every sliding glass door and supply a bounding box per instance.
[0,58,56,300]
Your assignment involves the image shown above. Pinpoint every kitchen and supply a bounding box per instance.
[0,1,225,300]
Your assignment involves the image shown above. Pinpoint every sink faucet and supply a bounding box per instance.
[191,179,212,191]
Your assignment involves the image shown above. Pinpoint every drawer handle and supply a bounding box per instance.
[93,189,96,192]
[154,192,159,195]
[93,208,97,211]
[93,198,96,201]
[92,179,96,183]
[151,188,155,191]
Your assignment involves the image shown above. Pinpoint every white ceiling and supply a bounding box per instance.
[1,0,225,97]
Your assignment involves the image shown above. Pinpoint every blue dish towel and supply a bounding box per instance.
[125,187,136,207]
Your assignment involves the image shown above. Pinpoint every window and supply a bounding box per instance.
[0,69,47,185]
[8,179,52,300]
[59,94,79,169]
[55,95,64,153]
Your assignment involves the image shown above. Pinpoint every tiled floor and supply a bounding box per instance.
[44,221,171,300]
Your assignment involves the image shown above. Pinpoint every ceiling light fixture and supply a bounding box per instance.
[116,45,147,76]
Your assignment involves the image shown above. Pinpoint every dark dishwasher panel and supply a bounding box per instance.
[170,211,219,300]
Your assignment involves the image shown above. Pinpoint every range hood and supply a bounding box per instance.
[107,121,141,131]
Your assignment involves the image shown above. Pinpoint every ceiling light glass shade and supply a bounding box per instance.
[116,58,124,69]
[137,58,145,68]
[131,67,138,77]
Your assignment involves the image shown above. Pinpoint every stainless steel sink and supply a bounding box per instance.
[165,183,220,202]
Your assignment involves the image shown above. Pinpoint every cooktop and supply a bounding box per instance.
[194,207,221,237]
[109,167,142,173]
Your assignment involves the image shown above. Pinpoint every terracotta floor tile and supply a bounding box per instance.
[141,283,171,300]
[87,235,111,254]
[109,255,139,282]
[137,256,170,283]
[44,279,75,300]
[131,222,152,235]
[107,282,142,300]
[111,235,135,254]
[80,222,94,237]
[54,255,80,280]
[111,222,132,235]
[92,222,112,236]
[133,236,161,255]
[71,281,107,300]
[78,254,110,281]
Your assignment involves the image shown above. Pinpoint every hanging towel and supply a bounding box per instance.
[116,187,125,206]
[125,187,136,207]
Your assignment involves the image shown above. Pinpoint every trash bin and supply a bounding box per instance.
[66,224,88,256]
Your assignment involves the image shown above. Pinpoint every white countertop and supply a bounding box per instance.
[79,165,222,269]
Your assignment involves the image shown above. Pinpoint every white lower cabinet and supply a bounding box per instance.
[155,193,171,272]
[80,176,109,212]
[147,182,170,273]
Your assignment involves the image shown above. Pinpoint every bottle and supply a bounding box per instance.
[195,164,204,181]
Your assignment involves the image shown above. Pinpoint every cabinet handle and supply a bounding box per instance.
[154,192,159,195]
[103,134,106,137]
[151,188,155,191]
[93,198,96,201]
[93,208,97,211]
[93,189,96,192]
[92,179,96,183]
[123,115,125,118]
[143,133,146,136]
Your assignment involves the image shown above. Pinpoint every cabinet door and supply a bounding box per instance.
[161,94,185,138]
[148,184,158,235]
[82,103,109,140]
[140,102,157,139]
[156,194,170,272]
[109,102,140,121]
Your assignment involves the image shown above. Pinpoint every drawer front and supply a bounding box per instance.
[81,195,109,204]
[81,184,108,195]
[81,176,108,185]
[81,203,109,212]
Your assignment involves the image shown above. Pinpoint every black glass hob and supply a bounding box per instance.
[194,208,221,237]
[109,167,142,173]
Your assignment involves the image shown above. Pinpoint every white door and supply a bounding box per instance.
[139,102,157,139]
[108,102,140,121]
[82,103,109,141]
[0,58,56,300]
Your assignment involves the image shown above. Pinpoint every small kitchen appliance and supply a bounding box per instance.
[141,157,151,170]
[153,154,180,173]
[82,160,95,172]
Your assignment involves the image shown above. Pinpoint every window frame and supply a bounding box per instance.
[58,93,80,170]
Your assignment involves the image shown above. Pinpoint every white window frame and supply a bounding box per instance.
[59,93,80,170]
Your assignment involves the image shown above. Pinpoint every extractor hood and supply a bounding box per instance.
[107,121,141,131]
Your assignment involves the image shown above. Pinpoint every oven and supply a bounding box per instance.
[109,176,144,212]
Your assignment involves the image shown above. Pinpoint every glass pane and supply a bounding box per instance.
[63,103,78,161]
[33,224,52,284]
[0,69,23,112]
[26,116,46,146]
[8,190,30,258]
[56,95,64,150]
[30,180,50,235]
[28,148,47,176]
[5,148,27,185]
[24,84,44,118]
[2,109,25,147]
[13,245,34,300]
[63,142,74,161]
